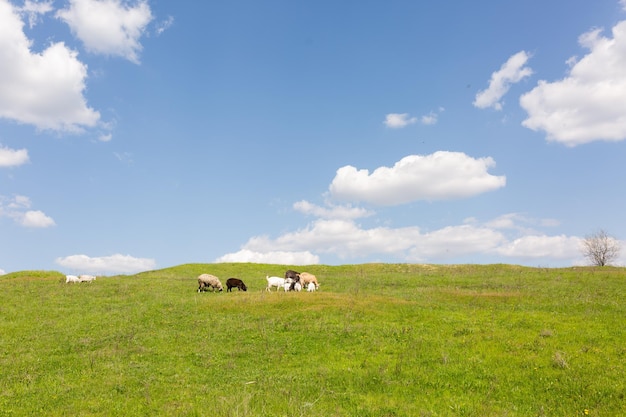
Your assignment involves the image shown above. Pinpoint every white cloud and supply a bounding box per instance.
[98,133,112,142]
[155,15,174,35]
[329,151,506,206]
[484,213,560,233]
[57,0,153,64]
[421,112,438,125]
[215,249,320,265]
[7,194,31,209]
[621,0,626,11]
[19,0,53,28]
[293,200,374,220]
[406,225,506,261]
[55,253,156,274]
[0,0,100,132]
[0,268,5,275]
[521,21,626,146]
[496,235,582,259]
[0,145,29,167]
[0,195,55,228]
[384,113,417,128]
[19,210,56,228]
[231,219,423,260]
[474,50,533,110]
[218,213,583,266]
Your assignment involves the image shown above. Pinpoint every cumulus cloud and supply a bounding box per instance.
[218,214,582,265]
[0,268,5,275]
[521,21,626,145]
[19,210,56,227]
[55,253,156,274]
[0,0,100,131]
[215,249,320,265]
[293,200,374,220]
[406,225,507,261]
[496,235,582,259]
[229,219,423,260]
[57,0,153,64]
[0,195,55,228]
[329,151,506,206]
[474,51,533,110]
[0,145,29,167]
[384,113,417,128]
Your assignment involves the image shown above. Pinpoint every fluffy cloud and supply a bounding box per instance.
[0,0,100,131]
[217,214,582,265]
[0,195,55,228]
[384,113,417,128]
[0,268,5,275]
[57,0,153,64]
[521,21,626,145]
[406,225,506,261]
[0,145,29,167]
[329,151,506,206]
[215,249,320,265]
[293,200,374,220]
[19,210,55,228]
[225,219,422,260]
[496,235,582,259]
[474,51,533,110]
[55,253,156,274]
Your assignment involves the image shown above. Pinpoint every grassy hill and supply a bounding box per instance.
[1,263,624,416]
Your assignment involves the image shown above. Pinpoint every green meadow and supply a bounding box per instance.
[1,263,624,416]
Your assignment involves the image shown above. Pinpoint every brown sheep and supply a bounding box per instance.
[299,272,319,290]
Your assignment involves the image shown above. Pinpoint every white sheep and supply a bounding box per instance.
[65,275,80,283]
[266,276,286,292]
[285,279,302,292]
[306,282,317,292]
[197,274,223,292]
[78,274,96,283]
[283,277,294,291]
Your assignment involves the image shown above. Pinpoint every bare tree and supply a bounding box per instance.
[581,229,621,266]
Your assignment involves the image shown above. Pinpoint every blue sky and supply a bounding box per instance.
[2,0,626,275]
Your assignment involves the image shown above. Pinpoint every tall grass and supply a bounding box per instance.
[1,264,624,416]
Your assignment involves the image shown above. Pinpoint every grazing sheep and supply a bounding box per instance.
[198,274,223,292]
[266,275,286,292]
[284,269,300,282]
[299,272,319,289]
[306,282,317,292]
[226,277,247,292]
[65,275,80,283]
[78,274,96,283]
[289,281,302,292]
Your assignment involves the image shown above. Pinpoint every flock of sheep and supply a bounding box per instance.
[65,274,96,283]
[197,269,320,293]
[64,269,320,293]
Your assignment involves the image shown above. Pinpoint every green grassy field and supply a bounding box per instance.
[1,263,624,416]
